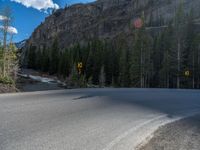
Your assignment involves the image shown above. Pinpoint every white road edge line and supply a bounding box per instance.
[102,115,167,150]
[102,109,200,150]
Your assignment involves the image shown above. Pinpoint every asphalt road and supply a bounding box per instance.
[0,88,200,150]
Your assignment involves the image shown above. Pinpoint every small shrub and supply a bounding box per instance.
[0,76,14,85]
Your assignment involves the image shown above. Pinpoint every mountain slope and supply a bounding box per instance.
[23,0,200,58]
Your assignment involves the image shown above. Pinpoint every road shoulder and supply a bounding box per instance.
[138,114,200,150]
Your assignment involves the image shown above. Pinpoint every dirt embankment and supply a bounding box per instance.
[138,115,200,150]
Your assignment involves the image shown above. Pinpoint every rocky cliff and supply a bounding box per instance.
[23,0,200,53]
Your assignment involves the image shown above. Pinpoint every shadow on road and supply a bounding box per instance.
[61,88,200,117]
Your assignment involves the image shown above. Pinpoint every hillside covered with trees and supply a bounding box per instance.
[26,1,200,89]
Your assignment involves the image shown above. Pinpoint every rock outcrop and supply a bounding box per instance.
[23,0,200,56]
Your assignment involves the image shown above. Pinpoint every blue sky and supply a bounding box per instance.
[0,0,95,42]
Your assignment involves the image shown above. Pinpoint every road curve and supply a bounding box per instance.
[0,88,200,150]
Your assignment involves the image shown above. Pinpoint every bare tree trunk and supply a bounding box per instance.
[1,7,11,78]
[3,28,7,77]
[177,39,181,88]
[198,46,200,88]
[167,73,170,88]
[192,49,195,89]
[140,46,143,88]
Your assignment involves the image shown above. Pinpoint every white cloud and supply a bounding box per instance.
[0,15,9,21]
[0,26,18,34]
[10,0,59,11]
[8,26,18,34]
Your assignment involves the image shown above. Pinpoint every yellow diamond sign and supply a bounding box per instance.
[77,62,83,75]
[77,62,83,69]
[185,71,190,77]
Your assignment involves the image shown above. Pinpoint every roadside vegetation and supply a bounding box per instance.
[0,7,19,92]
[26,2,200,89]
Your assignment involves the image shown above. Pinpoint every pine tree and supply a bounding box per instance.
[41,47,50,72]
[117,36,130,87]
[58,49,71,77]
[49,38,59,74]
[35,48,42,70]
[174,0,185,88]
[85,42,94,82]
[152,33,163,87]
[130,12,153,88]
[104,41,115,85]
[27,45,36,69]
[183,10,196,88]
[189,34,200,88]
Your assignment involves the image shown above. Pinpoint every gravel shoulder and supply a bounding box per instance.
[138,115,200,150]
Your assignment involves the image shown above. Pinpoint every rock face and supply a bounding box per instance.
[23,0,200,55]
[15,40,26,49]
